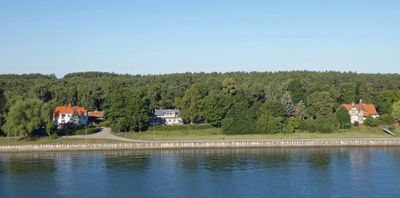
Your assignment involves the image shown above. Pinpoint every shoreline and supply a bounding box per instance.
[1,138,400,152]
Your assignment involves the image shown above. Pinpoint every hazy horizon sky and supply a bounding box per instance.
[0,0,399,77]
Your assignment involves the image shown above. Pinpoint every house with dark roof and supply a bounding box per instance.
[53,105,88,126]
[150,109,183,125]
[341,100,379,124]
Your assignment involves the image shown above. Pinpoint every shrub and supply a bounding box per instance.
[378,114,395,125]
[364,116,378,127]
[99,120,111,127]
[50,133,58,139]
[299,118,337,133]
[257,116,283,134]
[388,125,396,131]
[283,117,300,133]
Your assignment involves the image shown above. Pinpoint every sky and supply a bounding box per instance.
[0,0,399,77]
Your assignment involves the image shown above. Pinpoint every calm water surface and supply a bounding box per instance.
[1,147,400,198]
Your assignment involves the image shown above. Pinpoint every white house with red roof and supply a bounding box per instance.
[53,105,88,126]
[341,100,379,124]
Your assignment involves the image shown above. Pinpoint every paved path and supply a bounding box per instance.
[62,128,140,142]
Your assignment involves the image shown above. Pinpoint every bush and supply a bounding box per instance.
[388,125,396,131]
[256,116,283,134]
[378,114,395,125]
[364,116,378,127]
[299,118,337,133]
[283,117,300,133]
[50,133,58,139]
[99,120,111,127]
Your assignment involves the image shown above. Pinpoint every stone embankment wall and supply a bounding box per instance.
[1,138,400,152]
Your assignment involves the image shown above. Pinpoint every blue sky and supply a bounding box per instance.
[0,0,399,77]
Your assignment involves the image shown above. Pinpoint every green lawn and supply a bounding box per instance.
[0,137,123,145]
[1,126,398,145]
[114,126,399,141]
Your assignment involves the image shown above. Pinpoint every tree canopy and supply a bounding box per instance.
[1,71,399,135]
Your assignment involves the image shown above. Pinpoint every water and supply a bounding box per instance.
[1,147,400,198]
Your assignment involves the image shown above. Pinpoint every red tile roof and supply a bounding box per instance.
[54,105,87,117]
[88,111,104,118]
[341,103,378,117]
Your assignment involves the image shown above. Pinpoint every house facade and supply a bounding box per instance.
[150,109,183,125]
[53,105,88,126]
[341,100,379,124]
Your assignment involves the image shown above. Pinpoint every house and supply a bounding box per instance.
[88,111,104,123]
[341,100,379,124]
[150,109,183,125]
[53,105,88,126]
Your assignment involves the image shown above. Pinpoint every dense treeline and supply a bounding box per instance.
[1,71,400,136]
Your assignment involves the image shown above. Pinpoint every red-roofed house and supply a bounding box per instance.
[341,100,379,124]
[53,105,88,126]
[88,111,104,123]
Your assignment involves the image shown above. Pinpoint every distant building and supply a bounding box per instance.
[341,100,379,124]
[150,109,183,125]
[88,111,104,123]
[53,105,88,126]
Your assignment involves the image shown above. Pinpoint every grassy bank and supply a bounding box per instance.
[0,137,123,145]
[114,126,398,141]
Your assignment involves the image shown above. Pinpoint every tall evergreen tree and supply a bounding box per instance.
[287,79,306,103]
[281,92,296,117]
[294,100,308,120]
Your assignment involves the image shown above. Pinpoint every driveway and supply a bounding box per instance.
[62,128,140,142]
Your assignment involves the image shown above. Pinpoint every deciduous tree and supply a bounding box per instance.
[308,91,335,119]
[2,99,52,137]
[391,101,400,120]
[104,89,149,132]
[336,106,351,129]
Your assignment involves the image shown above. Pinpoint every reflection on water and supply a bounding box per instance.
[1,147,400,198]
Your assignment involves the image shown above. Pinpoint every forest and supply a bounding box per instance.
[1,71,400,137]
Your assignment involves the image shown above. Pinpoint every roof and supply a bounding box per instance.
[88,111,104,118]
[154,109,180,116]
[341,102,378,117]
[54,105,87,117]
